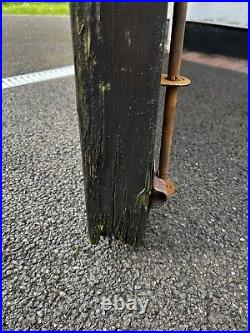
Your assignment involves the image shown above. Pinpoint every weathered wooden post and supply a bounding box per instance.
[70,2,168,245]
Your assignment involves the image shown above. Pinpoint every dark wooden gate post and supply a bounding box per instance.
[70,2,168,245]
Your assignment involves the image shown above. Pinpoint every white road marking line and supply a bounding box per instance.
[2,65,75,89]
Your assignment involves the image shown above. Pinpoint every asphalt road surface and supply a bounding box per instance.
[2,15,73,77]
[2,15,248,330]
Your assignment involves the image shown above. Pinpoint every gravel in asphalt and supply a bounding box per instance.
[2,61,248,330]
[2,15,73,77]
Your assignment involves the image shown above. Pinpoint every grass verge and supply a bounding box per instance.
[2,2,69,15]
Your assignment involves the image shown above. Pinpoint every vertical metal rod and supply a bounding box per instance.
[158,2,188,181]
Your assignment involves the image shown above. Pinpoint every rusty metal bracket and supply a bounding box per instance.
[160,74,191,87]
[150,175,175,207]
[150,161,175,207]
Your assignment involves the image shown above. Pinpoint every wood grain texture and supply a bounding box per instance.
[70,2,168,245]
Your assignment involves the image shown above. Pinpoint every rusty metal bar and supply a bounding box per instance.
[158,2,188,181]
